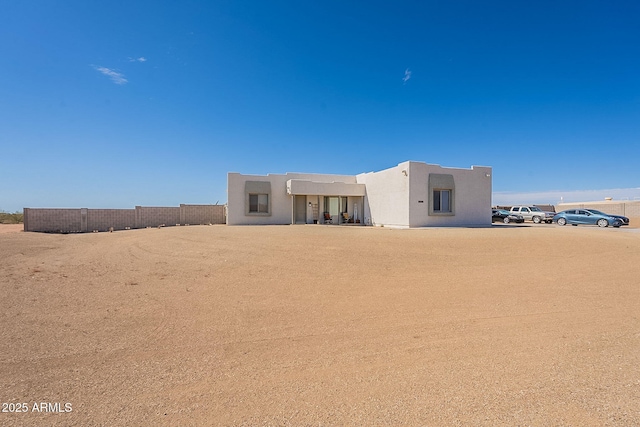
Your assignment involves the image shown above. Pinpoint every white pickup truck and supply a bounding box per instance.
[509,206,555,224]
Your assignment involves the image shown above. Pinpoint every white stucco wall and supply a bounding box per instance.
[228,161,492,227]
[356,162,412,227]
[287,179,365,196]
[408,162,492,227]
[227,172,358,225]
[227,173,288,225]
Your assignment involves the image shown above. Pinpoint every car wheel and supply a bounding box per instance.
[546,220,552,224]
[597,219,608,228]
[557,217,566,226]
[503,217,510,224]
[533,216,541,224]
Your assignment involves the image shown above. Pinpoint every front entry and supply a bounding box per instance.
[324,196,348,224]
[294,195,307,224]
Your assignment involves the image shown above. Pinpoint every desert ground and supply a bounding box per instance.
[1,221,639,426]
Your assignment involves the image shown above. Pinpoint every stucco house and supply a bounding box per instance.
[227,161,492,228]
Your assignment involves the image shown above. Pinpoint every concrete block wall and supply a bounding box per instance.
[627,202,640,217]
[180,204,226,225]
[23,208,82,233]
[135,206,181,227]
[88,209,136,231]
[557,201,640,218]
[24,204,226,233]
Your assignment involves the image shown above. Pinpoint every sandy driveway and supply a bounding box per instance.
[1,224,639,426]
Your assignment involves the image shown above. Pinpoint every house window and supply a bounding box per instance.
[428,173,455,216]
[249,194,269,213]
[433,189,451,213]
[245,181,271,216]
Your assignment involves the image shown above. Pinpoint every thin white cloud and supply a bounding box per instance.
[94,66,128,85]
[128,57,147,62]
[403,68,411,83]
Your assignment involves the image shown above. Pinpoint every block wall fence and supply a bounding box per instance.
[23,204,226,233]
[556,200,640,218]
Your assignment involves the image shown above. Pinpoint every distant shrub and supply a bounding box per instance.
[0,211,23,224]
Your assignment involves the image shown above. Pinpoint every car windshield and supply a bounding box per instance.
[530,207,542,212]
[586,209,606,215]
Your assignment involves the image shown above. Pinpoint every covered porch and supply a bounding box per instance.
[286,179,366,225]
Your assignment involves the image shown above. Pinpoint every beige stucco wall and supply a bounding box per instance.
[227,172,358,225]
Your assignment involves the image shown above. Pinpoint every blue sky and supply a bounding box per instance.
[1,1,639,211]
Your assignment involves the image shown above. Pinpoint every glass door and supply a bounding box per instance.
[324,196,348,224]
[325,196,339,224]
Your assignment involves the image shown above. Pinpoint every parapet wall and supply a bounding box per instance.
[24,204,226,233]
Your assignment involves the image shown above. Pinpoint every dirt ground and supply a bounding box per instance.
[1,222,639,426]
[0,224,23,234]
